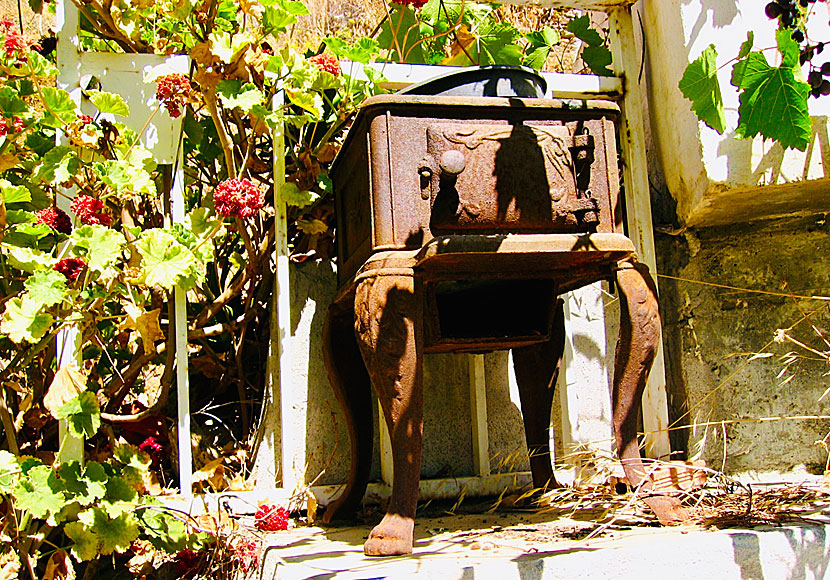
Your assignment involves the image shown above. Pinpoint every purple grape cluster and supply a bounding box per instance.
[765,0,830,97]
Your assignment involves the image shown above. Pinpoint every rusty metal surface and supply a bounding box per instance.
[331,96,622,287]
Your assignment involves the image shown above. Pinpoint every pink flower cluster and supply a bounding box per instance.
[255,504,289,531]
[36,207,72,235]
[53,257,86,281]
[70,195,111,226]
[155,73,192,118]
[309,53,341,76]
[213,178,264,219]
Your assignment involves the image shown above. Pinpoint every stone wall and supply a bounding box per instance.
[657,216,830,474]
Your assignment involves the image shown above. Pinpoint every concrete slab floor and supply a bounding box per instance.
[259,502,830,580]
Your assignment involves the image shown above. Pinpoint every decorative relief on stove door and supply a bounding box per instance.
[426,123,580,233]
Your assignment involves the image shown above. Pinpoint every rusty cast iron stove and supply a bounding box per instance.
[321,67,686,556]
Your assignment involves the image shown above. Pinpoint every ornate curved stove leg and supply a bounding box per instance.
[512,298,566,491]
[354,270,423,556]
[613,260,687,525]
[321,302,374,524]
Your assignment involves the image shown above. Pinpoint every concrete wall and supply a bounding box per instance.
[656,216,830,474]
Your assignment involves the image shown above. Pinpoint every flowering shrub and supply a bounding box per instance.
[213,177,265,219]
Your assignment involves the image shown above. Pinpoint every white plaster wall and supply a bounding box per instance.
[643,0,830,226]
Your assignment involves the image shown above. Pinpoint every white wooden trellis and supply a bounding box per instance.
[55,1,191,488]
[274,0,673,504]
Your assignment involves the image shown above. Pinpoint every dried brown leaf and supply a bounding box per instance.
[42,550,75,580]
[43,366,87,418]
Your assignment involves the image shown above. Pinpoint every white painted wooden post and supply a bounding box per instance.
[608,5,672,460]
[272,93,309,492]
[468,354,490,476]
[55,0,84,464]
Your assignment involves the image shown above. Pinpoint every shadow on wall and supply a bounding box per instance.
[716,117,830,188]
[681,0,740,51]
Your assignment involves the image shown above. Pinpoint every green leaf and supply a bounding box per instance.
[524,27,559,70]
[34,146,80,185]
[0,179,31,204]
[285,88,323,119]
[58,461,107,507]
[0,296,54,344]
[112,443,151,488]
[209,30,254,64]
[89,507,141,555]
[0,450,19,493]
[262,0,308,34]
[378,5,425,63]
[64,521,99,561]
[56,391,101,438]
[136,229,202,290]
[776,28,800,69]
[25,269,68,307]
[0,86,29,116]
[41,87,77,127]
[477,22,523,66]
[85,90,130,117]
[280,182,319,208]
[567,14,604,47]
[139,506,192,552]
[217,80,264,112]
[70,225,124,272]
[679,44,726,134]
[12,464,65,521]
[738,31,754,60]
[5,210,37,224]
[324,37,379,64]
[1,245,54,272]
[581,45,614,77]
[734,51,811,150]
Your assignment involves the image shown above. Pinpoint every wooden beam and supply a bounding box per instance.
[608,6,672,460]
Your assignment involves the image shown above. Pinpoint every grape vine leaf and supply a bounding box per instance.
[13,464,66,522]
[679,44,727,134]
[0,450,19,493]
[0,296,54,344]
[734,47,811,151]
[85,90,130,117]
[71,225,124,272]
[567,14,604,47]
[477,22,523,66]
[582,45,614,77]
[24,269,68,308]
[378,5,425,64]
[524,27,560,71]
[56,391,101,439]
[217,80,264,112]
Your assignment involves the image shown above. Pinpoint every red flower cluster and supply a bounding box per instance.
[53,257,86,281]
[78,114,94,126]
[155,73,192,118]
[173,548,207,576]
[36,207,72,235]
[235,538,260,574]
[254,504,289,531]
[3,29,26,58]
[70,195,111,226]
[0,116,25,136]
[213,178,264,219]
[138,436,164,469]
[392,0,428,8]
[309,53,341,76]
